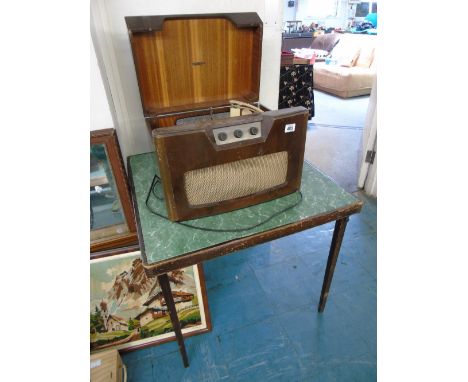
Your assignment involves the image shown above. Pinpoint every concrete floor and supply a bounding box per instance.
[121,91,376,381]
[305,90,370,192]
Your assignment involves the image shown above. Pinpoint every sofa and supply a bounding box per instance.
[313,33,377,98]
[309,32,341,53]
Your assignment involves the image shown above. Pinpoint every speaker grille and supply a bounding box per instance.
[184,151,288,206]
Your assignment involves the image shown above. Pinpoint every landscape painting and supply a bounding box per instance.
[90,251,210,353]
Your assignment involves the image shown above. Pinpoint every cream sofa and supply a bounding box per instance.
[314,33,376,98]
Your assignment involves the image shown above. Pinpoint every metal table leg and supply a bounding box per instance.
[158,273,189,367]
[318,217,349,313]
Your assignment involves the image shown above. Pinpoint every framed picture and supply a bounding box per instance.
[90,250,211,353]
[90,128,138,252]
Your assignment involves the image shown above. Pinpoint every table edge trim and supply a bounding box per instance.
[141,200,363,276]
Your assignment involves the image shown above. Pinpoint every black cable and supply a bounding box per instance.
[151,177,164,201]
[145,173,303,233]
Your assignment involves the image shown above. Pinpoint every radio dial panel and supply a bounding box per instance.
[213,122,262,145]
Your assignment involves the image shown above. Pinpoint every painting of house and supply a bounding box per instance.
[143,291,194,312]
[106,315,129,332]
[135,307,167,327]
[90,251,209,353]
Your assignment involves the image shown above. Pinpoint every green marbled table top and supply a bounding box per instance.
[128,152,360,265]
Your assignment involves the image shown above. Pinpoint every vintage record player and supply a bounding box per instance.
[126,13,308,221]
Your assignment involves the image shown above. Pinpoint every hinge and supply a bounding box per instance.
[365,150,376,164]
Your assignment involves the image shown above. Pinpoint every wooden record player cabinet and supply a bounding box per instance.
[125,13,265,131]
[126,13,309,221]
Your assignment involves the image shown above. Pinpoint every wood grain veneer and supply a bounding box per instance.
[126,14,263,116]
[152,107,309,221]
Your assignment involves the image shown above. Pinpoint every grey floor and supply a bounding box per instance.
[305,90,370,192]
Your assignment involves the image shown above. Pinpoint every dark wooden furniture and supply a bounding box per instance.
[152,107,308,221]
[128,152,363,367]
[125,13,263,131]
[126,13,309,222]
[90,129,138,252]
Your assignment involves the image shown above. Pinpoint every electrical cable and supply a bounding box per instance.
[145,173,303,233]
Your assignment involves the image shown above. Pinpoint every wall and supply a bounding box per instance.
[90,38,114,131]
[91,0,284,162]
[283,0,299,25]
[289,0,351,29]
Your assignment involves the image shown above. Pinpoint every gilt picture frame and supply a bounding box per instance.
[90,250,211,353]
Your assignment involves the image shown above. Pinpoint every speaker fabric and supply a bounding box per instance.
[184,151,288,206]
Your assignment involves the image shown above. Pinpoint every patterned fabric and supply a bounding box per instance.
[278,64,315,119]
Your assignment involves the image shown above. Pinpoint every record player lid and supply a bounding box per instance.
[125,13,263,116]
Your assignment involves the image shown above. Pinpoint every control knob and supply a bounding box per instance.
[217,132,228,141]
[249,126,259,135]
[234,129,243,138]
